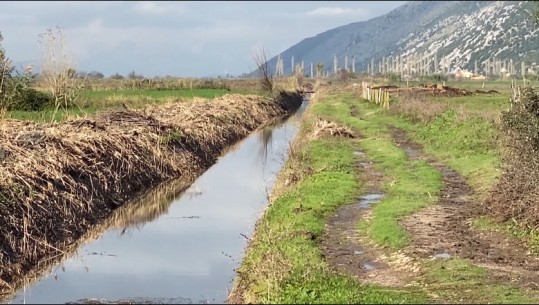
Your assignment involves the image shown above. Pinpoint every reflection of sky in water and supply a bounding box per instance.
[8,100,307,304]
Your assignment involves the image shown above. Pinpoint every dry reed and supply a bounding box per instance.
[0,91,303,295]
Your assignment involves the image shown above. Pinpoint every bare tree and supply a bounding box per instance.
[252,47,273,95]
[294,64,304,90]
[338,68,350,83]
[38,26,79,121]
[316,63,324,79]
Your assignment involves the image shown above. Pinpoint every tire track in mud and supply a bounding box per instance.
[390,126,539,291]
[320,124,539,293]
[320,143,420,288]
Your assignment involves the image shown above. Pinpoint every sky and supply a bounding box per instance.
[0,1,406,78]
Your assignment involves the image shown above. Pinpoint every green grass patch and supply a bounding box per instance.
[369,92,502,200]
[472,216,539,255]
[407,108,500,199]
[424,258,536,304]
[313,90,535,303]
[362,140,441,248]
[428,94,509,112]
[79,88,252,103]
[231,107,426,303]
[231,88,531,304]
[312,94,442,249]
[275,270,424,304]
[7,106,99,123]
[159,131,185,145]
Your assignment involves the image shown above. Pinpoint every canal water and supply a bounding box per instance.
[5,98,308,304]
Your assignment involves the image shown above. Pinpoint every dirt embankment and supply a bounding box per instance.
[0,91,303,295]
[356,83,499,98]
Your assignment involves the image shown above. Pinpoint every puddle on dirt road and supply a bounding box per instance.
[4,99,309,304]
[433,253,451,260]
[353,151,365,157]
[362,263,377,271]
[358,193,384,208]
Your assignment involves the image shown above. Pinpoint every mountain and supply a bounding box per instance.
[263,1,539,78]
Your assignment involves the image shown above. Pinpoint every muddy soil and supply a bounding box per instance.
[391,127,539,289]
[320,125,539,297]
[320,140,420,288]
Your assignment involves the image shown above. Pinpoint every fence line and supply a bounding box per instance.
[361,81,390,109]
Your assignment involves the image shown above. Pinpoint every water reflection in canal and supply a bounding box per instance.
[6,98,308,304]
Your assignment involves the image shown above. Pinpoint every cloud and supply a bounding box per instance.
[132,1,186,15]
[0,1,406,77]
[306,7,369,17]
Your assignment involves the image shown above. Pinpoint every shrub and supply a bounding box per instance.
[11,89,54,111]
[383,72,401,83]
[419,74,447,83]
[485,87,539,228]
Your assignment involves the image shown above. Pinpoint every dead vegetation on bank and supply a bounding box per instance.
[312,117,356,139]
[485,87,539,231]
[0,91,303,295]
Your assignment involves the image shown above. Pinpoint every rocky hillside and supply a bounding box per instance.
[264,1,539,78]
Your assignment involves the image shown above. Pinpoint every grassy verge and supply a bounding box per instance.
[230,86,538,304]
[386,89,539,250]
[423,258,532,304]
[230,92,427,304]
[386,91,506,200]
[314,94,442,249]
[351,90,537,303]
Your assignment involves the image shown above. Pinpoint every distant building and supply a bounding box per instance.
[453,67,474,79]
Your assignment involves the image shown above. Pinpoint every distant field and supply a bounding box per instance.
[381,78,532,95]
[80,88,257,102]
[6,88,259,123]
[4,78,525,123]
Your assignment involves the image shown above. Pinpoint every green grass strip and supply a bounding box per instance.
[232,95,426,303]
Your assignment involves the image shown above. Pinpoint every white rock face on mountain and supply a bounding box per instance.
[261,1,539,77]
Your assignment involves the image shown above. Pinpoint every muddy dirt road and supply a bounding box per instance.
[320,125,539,301]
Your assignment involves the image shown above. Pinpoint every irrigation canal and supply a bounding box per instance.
[4,97,309,304]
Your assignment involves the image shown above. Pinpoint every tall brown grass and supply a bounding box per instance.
[0,92,303,296]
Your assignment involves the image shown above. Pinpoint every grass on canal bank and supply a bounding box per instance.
[229,86,538,304]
